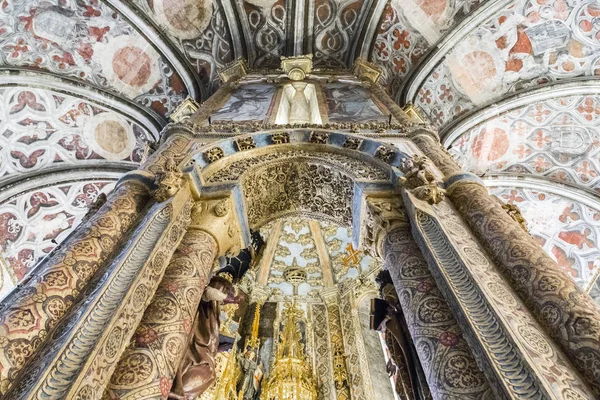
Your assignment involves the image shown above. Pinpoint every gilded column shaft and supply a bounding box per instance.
[383,227,494,400]
[3,189,193,400]
[0,180,149,395]
[104,228,217,399]
[413,131,600,395]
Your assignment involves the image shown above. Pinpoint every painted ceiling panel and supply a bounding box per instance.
[0,180,116,300]
[241,0,288,69]
[371,0,486,96]
[311,0,370,68]
[0,86,152,183]
[131,0,235,96]
[491,185,600,294]
[0,0,187,116]
[414,1,600,129]
[450,94,600,193]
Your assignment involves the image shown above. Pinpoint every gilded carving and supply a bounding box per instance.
[235,137,256,151]
[170,98,201,124]
[203,147,225,164]
[309,131,329,144]
[280,54,313,81]
[343,137,363,150]
[270,132,290,144]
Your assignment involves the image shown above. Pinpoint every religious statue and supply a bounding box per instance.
[169,273,237,399]
[374,271,431,400]
[237,349,263,400]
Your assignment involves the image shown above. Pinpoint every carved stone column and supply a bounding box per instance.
[2,183,194,400]
[104,196,243,399]
[338,288,374,400]
[321,288,351,400]
[0,180,150,395]
[412,129,600,395]
[371,197,494,399]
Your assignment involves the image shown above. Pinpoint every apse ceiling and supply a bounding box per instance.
[1,0,600,304]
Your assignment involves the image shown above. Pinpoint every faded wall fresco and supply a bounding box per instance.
[416,1,600,128]
[0,87,152,183]
[450,94,600,193]
[212,84,277,122]
[323,83,387,123]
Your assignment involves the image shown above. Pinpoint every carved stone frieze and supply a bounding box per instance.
[205,149,388,184]
[309,131,329,144]
[360,196,408,258]
[203,147,225,164]
[343,137,363,150]
[188,197,243,258]
[270,132,290,144]
[242,160,355,229]
[374,145,396,164]
[399,155,445,205]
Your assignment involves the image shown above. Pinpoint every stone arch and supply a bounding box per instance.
[187,128,410,247]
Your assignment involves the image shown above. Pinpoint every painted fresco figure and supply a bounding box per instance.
[169,274,236,399]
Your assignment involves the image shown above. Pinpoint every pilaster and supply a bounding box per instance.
[321,288,351,400]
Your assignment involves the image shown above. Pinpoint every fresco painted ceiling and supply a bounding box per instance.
[0,0,599,303]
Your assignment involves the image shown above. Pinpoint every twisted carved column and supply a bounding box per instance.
[374,204,494,399]
[0,180,150,395]
[412,130,600,395]
[104,196,243,399]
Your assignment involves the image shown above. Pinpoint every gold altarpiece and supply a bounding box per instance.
[0,57,599,400]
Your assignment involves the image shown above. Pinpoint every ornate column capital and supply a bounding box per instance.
[398,155,446,205]
[189,196,244,258]
[359,195,408,258]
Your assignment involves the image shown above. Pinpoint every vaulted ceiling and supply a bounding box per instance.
[0,0,599,303]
